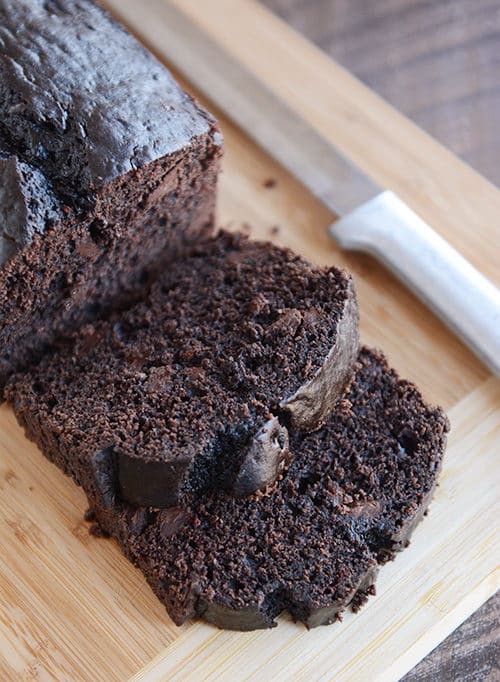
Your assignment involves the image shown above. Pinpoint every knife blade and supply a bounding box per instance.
[104,0,500,376]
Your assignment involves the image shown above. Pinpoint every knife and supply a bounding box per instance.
[105,0,500,376]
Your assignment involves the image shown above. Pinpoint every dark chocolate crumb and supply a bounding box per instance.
[263,178,277,189]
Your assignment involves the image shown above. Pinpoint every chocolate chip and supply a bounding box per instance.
[264,308,302,342]
[159,507,189,539]
[348,500,383,519]
[129,509,149,535]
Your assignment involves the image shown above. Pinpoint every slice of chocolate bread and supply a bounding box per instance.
[105,348,448,629]
[0,0,222,390]
[6,232,359,508]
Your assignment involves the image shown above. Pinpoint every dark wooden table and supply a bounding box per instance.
[262,0,500,188]
[261,1,499,679]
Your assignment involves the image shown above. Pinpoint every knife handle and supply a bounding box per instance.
[330,191,500,376]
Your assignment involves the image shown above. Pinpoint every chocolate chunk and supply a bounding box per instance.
[397,427,419,456]
[159,507,190,539]
[118,454,191,508]
[128,509,150,536]
[263,308,302,342]
[233,418,289,497]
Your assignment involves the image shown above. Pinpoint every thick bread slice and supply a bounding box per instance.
[7,232,359,507]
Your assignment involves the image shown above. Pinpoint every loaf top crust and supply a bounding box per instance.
[0,0,217,205]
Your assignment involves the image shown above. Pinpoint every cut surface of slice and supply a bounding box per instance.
[7,232,359,507]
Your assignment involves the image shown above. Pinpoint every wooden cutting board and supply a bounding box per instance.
[1,1,499,680]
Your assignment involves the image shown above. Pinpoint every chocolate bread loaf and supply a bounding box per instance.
[0,0,221,390]
[6,232,359,508]
[7,347,448,629]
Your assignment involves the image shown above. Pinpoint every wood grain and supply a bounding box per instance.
[262,0,500,189]
[0,0,499,679]
[403,594,499,682]
[0,403,180,681]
